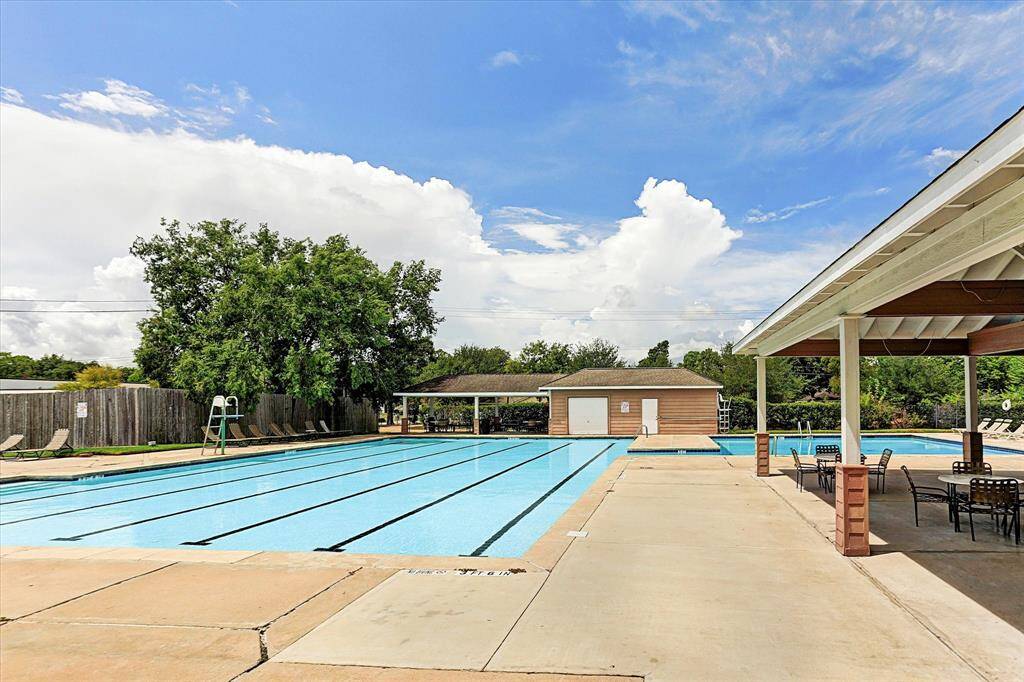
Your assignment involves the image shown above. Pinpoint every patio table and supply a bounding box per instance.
[936,474,1023,528]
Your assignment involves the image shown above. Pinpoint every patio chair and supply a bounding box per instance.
[901,466,952,527]
[956,478,1020,544]
[0,433,25,456]
[866,449,893,493]
[228,423,263,445]
[789,448,820,491]
[952,461,993,475]
[995,422,1024,440]
[205,425,248,447]
[304,421,323,437]
[319,420,352,437]
[982,419,1012,436]
[15,428,73,459]
[283,423,315,440]
[249,424,288,443]
[268,422,297,440]
[436,418,450,433]
[954,418,991,434]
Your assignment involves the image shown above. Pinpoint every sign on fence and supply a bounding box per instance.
[75,402,88,418]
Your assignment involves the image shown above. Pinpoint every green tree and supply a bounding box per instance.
[133,219,440,409]
[33,354,90,380]
[416,344,511,382]
[682,343,802,402]
[506,340,574,373]
[567,338,624,371]
[681,347,725,384]
[0,353,36,379]
[637,340,671,367]
[57,365,123,391]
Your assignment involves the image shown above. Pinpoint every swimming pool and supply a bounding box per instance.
[713,434,1022,456]
[0,437,629,557]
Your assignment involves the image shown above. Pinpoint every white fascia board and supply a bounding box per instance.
[735,110,1024,354]
[541,385,723,391]
[393,391,552,395]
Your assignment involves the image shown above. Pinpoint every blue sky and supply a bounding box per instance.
[1,1,1022,362]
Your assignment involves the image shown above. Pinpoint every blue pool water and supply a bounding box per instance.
[0,437,629,557]
[713,435,1021,456]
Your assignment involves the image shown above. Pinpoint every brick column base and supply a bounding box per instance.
[400,418,409,434]
[962,431,983,467]
[755,433,770,477]
[473,418,481,435]
[835,464,870,557]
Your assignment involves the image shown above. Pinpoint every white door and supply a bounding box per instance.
[642,398,659,435]
[568,397,608,435]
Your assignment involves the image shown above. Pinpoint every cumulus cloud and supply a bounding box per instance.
[0,104,837,363]
[488,50,524,69]
[54,79,168,118]
[744,196,830,224]
[1,87,25,104]
[921,147,965,175]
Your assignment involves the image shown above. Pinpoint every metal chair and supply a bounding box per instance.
[866,449,893,493]
[790,448,820,491]
[952,461,992,475]
[901,466,952,528]
[956,478,1020,544]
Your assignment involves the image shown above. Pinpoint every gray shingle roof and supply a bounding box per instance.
[539,367,720,389]
[397,373,566,394]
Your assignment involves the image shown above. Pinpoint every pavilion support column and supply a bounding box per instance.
[473,396,481,435]
[836,316,869,557]
[962,356,983,466]
[401,396,409,434]
[755,356,770,477]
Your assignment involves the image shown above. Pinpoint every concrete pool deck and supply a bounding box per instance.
[2,452,1022,680]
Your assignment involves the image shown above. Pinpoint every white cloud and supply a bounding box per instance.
[0,104,837,364]
[1,87,24,104]
[55,79,168,118]
[626,0,725,30]
[488,50,524,69]
[921,147,965,175]
[744,196,830,224]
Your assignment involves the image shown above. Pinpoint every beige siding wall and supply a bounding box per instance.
[548,388,718,436]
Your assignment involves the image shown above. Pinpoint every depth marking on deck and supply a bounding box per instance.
[0,437,435,506]
[314,441,574,552]
[5,440,461,526]
[179,440,535,546]
[469,442,613,556]
[49,440,490,542]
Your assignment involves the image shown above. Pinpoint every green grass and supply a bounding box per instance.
[70,443,203,456]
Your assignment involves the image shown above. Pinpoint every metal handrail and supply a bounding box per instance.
[636,424,649,437]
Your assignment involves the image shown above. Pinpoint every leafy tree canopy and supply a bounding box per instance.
[637,340,671,368]
[57,365,123,391]
[132,219,441,407]
[416,345,512,382]
[0,352,95,381]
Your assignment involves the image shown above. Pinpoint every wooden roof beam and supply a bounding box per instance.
[866,280,1024,317]
[968,321,1024,355]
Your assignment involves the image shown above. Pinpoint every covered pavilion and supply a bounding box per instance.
[735,108,1024,556]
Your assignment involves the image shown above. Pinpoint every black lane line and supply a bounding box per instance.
[469,442,614,556]
[3,440,457,526]
[181,441,533,546]
[315,441,573,552]
[51,440,489,542]
[1,438,432,506]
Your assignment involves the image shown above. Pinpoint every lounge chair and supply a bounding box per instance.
[249,424,288,443]
[983,419,1012,436]
[283,423,314,440]
[227,423,263,445]
[318,420,352,437]
[0,434,25,456]
[268,422,296,440]
[204,425,251,447]
[901,466,952,527]
[866,449,893,493]
[16,429,73,459]
[995,422,1024,440]
[954,418,992,434]
[789,448,820,491]
[303,421,324,438]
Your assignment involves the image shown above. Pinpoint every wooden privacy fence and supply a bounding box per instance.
[0,387,377,449]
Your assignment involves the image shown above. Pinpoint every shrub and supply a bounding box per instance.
[56,365,123,391]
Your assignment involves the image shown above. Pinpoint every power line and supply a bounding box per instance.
[0,298,154,303]
[0,309,153,314]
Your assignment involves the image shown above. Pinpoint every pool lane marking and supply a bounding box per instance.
[50,440,491,542]
[180,441,534,546]
[314,441,573,553]
[3,440,459,526]
[469,442,614,557]
[0,438,438,506]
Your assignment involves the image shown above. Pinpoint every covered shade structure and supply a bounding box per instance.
[735,108,1024,556]
[393,373,564,434]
